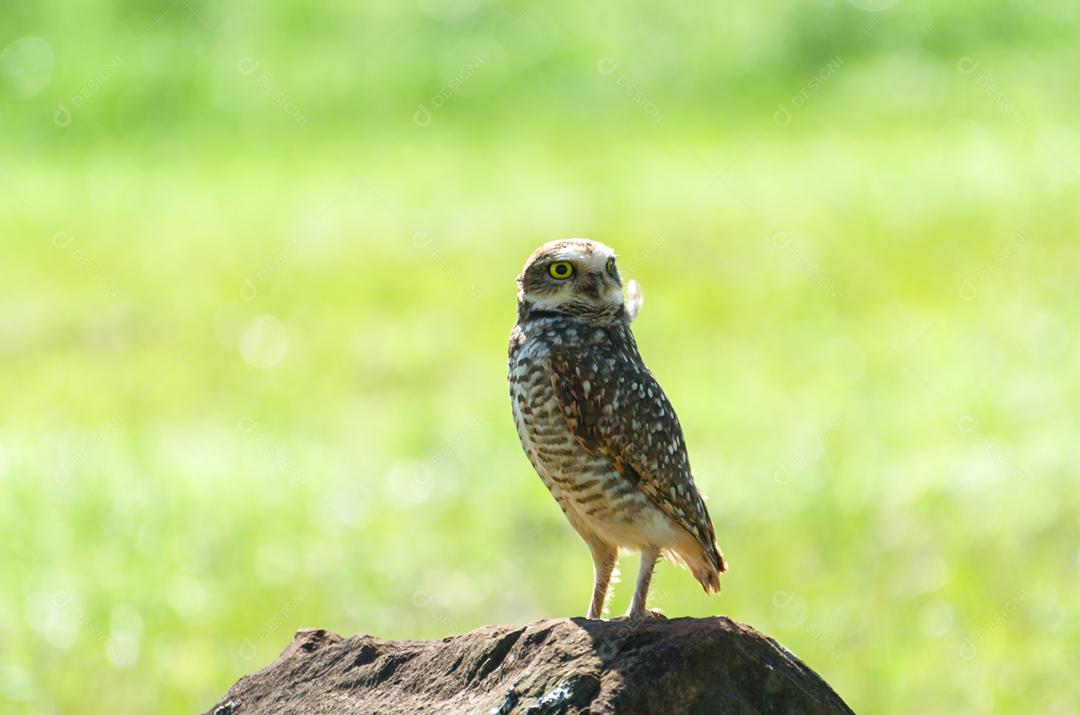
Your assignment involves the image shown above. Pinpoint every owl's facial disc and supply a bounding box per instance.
[517,239,625,319]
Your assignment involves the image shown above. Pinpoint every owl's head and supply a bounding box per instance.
[516,238,643,323]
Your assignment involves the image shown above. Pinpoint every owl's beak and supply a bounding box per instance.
[579,270,620,301]
[578,271,605,298]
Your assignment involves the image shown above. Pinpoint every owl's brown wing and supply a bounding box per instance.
[548,339,725,573]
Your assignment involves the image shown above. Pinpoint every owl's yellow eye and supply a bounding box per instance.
[548,261,574,279]
[606,258,617,274]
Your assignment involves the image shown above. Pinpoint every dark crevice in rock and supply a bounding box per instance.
[350,643,379,668]
[471,627,526,683]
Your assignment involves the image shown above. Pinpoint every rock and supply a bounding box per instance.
[204,617,854,714]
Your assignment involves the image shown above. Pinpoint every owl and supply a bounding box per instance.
[508,238,727,620]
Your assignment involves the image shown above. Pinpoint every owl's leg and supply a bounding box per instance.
[586,542,618,619]
[626,546,661,619]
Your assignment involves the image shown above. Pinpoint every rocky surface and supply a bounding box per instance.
[205,617,854,714]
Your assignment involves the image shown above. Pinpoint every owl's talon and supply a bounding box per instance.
[610,609,665,622]
[626,608,666,621]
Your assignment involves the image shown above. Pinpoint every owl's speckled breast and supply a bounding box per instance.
[509,325,594,493]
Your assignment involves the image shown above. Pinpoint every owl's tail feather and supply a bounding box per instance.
[676,542,727,595]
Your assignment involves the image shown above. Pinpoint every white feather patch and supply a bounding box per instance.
[624,279,644,322]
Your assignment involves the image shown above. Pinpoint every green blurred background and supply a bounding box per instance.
[2,0,1078,712]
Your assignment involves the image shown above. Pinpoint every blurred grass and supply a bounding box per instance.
[2,1,1079,714]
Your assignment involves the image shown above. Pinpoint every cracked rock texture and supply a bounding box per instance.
[204,617,854,714]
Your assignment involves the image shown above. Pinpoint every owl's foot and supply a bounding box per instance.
[622,547,662,621]
[613,608,667,622]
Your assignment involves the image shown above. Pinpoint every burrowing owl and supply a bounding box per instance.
[508,238,727,619]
